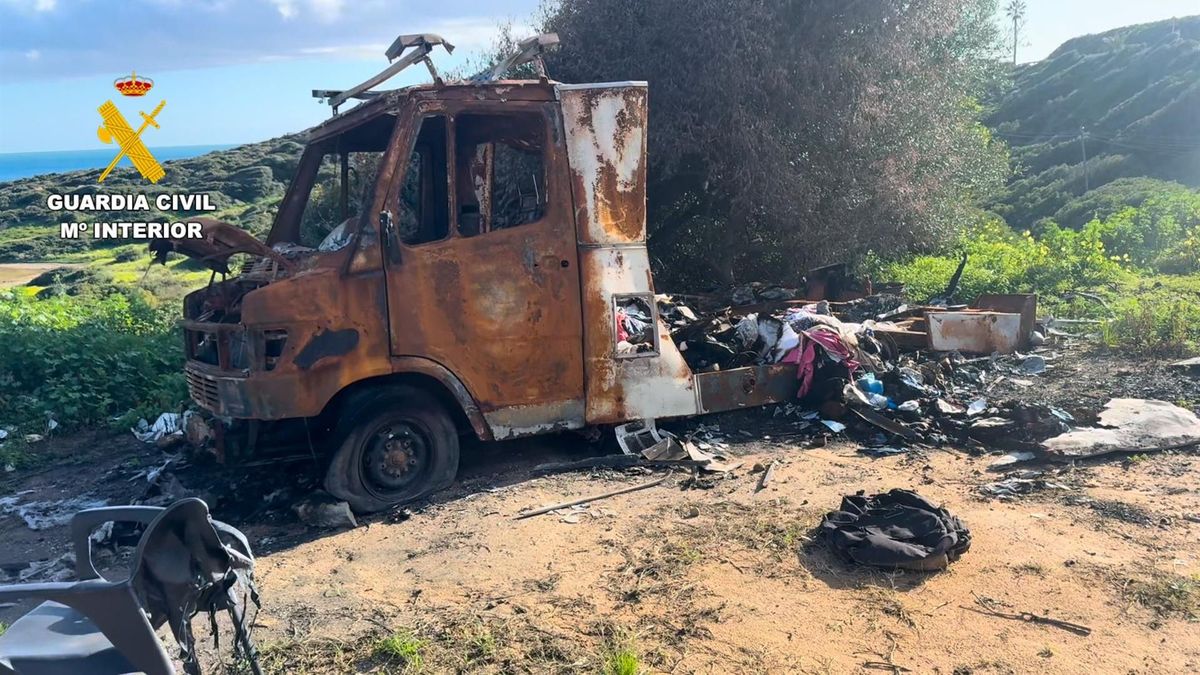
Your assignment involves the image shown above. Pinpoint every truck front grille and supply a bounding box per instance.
[186,368,220,410]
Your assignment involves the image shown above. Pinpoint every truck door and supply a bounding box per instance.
[381,102,586,438]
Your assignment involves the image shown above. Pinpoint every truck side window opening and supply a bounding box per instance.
[397,115,449,245]
[454,112,547,237]
[614,294,660,357]
[292,113,397,250]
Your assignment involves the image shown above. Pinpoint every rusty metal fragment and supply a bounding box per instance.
[926,311,1023,354]
[971,294,1037,349]
[696,364,799,414]
[150,218,288,274]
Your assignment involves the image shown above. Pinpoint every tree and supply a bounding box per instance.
[1004,0,1027,65]
[540,0,1009,287]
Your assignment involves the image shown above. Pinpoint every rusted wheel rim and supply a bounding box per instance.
[362,421,431,497]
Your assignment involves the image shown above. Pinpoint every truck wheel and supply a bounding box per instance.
[324,386,459,513]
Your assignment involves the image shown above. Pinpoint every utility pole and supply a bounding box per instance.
[1079,126,1089,192]
[1005,0,1027,65]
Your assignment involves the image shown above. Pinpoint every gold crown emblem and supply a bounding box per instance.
[114,71,154,97]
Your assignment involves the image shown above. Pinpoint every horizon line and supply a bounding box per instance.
[0,143,241,157]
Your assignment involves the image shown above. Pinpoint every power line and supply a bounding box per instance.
[992,131,1200,152]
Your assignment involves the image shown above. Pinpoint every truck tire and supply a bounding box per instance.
[324,385,459,514]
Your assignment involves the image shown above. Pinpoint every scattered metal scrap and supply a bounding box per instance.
[964,594,1092,636]
[1169,356,1200,374]
[513,474,670,520]
[755,460,778,493]
[1042,398,1200,459]
[979,470,1074,500]
[293,492,358,529]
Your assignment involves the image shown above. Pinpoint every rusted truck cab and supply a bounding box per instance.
[176,78,796,512]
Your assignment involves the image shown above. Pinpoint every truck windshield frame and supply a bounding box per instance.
[267,111,402,248]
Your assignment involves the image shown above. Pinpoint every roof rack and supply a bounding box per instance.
[471,33,560,82]
[313,33,455,114]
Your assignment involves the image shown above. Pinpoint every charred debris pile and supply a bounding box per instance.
[633,270,1198,467]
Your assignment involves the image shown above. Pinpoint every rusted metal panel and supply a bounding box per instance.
[579,246,700,424]
[869,324,928,350]
[198,267,395,419]
[697,364,800,413]
[483,400,586,440]
[558,82,648,245]
[926,311,1023,354]
[382,98,587,435]
[972,293,1037,348]
[559,82,697,424]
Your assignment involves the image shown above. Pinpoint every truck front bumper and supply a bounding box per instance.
[186,361,317,420]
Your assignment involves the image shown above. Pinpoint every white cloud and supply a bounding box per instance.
[0,0,542,84]
[0,0,58,11]
[266,0,345,22]
[299,43,386,58]
[309,0,343,22]
[427,16,536,51]
[268,0,296,19]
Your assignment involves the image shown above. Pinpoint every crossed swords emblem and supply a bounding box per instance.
[96,99,167,183]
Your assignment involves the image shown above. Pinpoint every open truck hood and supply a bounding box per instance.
[150,217,293,274]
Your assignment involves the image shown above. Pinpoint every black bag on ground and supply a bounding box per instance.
[820,489,970,571]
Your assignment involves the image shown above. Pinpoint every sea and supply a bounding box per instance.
[0,144,236,182]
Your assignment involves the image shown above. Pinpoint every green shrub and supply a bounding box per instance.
[1102,294,1200,356]
[876,215,1123,302]
[0,287,186,433]
[1087,190,1200,273]
[601,639,641,675]
[113,247,142,263]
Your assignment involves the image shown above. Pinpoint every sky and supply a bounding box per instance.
[0,0,1195,154]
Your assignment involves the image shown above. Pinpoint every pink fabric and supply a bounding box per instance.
[781,327,859,399]
[803,327,860,373]
[615,310,629,342]
[782,338,818,398]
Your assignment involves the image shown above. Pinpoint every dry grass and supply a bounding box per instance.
[1123,571,1200,620]
[1012,562,1047,577]
[230,607,596,674]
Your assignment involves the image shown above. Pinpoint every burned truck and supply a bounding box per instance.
[159,34,800,512]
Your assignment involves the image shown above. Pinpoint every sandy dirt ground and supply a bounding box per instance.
[240,440,1199,675]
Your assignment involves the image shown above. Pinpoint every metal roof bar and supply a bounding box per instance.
[311,89,385,102]
[318,33,455,114]
[471,33,560,82]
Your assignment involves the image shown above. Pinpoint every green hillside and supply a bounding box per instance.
[0,136,302,263]
[987,15,1200,227]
